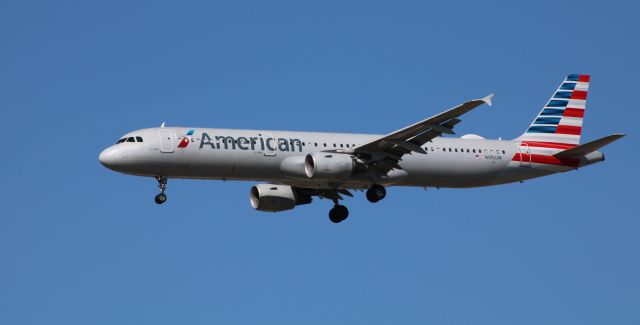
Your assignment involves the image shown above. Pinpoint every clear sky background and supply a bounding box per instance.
[1,0,638,324]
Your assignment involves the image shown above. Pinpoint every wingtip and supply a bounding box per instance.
[482,93,494,106]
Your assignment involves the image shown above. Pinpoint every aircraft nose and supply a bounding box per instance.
[99,147,118,169]
[99,146,135,172]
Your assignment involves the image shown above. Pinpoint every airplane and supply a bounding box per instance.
[99,74,624,223]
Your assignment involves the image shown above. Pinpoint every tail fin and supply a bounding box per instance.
[516,74,590,145]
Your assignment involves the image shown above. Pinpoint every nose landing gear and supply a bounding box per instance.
[366,184,386,203]
[154,176,168,204]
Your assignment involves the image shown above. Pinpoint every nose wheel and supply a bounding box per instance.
[366,184,386,203]
[155,193,167,204]
[155,176,168,205]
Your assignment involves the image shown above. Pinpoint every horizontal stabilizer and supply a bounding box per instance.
[553,134,625,158]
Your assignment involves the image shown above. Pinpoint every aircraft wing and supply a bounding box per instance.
[353,94,493,173]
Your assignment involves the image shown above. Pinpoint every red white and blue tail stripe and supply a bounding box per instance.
[516,74,590,146]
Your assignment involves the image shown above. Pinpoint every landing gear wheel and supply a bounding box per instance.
[155,193,167,204]
[366,184,386,203]
[155,176,168,205]
[329,205,349,223]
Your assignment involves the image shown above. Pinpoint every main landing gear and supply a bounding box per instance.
[327,185,386,223]
[366,184,386,203]
[154,176,168,204]
[329,204,349,223]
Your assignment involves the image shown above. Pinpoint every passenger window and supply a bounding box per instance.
[333,143,336,147]
[314,143,318,147]
[340,144,343,148]
[472,149,476,153]
[448,148,452,152]
[454,148,458,152]
[126,137,135,142]
[324,143,327,147]
[502,150,506,154]
[442,148,446,152]
[466,149,469,153]
[136,136,143,142]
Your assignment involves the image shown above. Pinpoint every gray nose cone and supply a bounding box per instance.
[99,147,117,169]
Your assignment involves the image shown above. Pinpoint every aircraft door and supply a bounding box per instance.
[159,129,174,153]
[518,143,531,167]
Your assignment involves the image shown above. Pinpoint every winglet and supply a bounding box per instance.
[160,122,165,128]
[481,93,494,106]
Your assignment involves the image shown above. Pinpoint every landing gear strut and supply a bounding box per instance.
[366,184,386,203]
[155,176,168,204]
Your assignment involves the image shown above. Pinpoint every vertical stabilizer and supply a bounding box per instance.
[516,74,590,145]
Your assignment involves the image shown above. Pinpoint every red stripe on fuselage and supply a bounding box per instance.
[512,153,579,167]
[521,141,577,149]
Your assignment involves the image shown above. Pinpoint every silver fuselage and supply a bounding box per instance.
[99,127,604,189]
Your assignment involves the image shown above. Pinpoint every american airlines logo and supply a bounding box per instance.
[177,129,195,148]
[198,132,304,152]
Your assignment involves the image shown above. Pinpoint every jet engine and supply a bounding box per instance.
[250,184,312,212]
[304,153,355,179]
[280,155,307,179]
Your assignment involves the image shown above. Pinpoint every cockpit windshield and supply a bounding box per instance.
[115,136,144,144]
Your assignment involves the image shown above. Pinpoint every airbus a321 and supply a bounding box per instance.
[99,74,624,223]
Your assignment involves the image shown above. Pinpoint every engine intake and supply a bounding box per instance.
[250,184,311,212]
[304,153,354,179]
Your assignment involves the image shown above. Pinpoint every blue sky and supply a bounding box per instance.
[1,0,638,324]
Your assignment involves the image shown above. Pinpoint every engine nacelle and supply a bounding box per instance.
[249,184,311,212]
[304,153,355,179]
[280,155,307,179]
